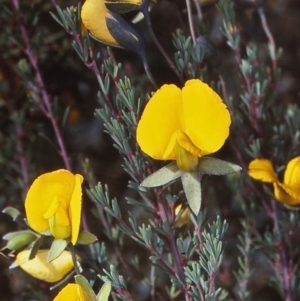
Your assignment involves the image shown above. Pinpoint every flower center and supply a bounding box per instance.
[173,142,199,172]
[43,197,71,240]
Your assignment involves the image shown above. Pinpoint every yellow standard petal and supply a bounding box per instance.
[25,170,76,233]
[283,156,300,188]
[136,84,183,160]
[70,174,84,245]
[248,159,278,183]
[81,0,119,47]
[182,79,231,155]
[53,284,82,301]
[16,250,74,283]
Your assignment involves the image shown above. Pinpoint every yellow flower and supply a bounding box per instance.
[248,156,300,207]
[16,249,74,283]
[25,169,84,245]
[136,79,231,171]
[53,276,111,301]
[53,284,89,301]
[81,0,119,47]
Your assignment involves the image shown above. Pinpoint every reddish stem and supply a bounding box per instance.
[11,0,71,171]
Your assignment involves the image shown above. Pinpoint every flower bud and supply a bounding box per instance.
[3,230,37,251]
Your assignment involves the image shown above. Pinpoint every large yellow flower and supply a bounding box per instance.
[137,79,231,171]
[25,170,84,245]
[16,249,74,283]
[248,156,300,207]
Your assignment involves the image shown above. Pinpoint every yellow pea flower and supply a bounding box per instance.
[248,156,300,208]
[53,284,90,301]
[137,79,231,172]
[53,276,111,301]
[25,169,84,245]
[81,0,120,47]
[16,249,74,283]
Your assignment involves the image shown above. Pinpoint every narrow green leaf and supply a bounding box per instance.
[195,157,242,175]
[75,275,97,300]
[76,230,98,245]
[27,236,45,260]
[47,239,69,262]
[140,162,183,188]
[96,281,112,301]
[2,207,21,221]
[181,172,202,215]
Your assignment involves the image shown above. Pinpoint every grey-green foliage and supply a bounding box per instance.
[233,219,254,301]
[95,76,148,183]
[173,31,205,79]
[183,216,228,301]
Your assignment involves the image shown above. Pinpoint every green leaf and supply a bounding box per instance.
[75,275,97,301]
[96,281,112,301]
[47,239,69,262]
[181,172,202,215]
[140,162,183,188]
[195,157,242,175]
[2,207,22,221]
[28,236,45,260]
[76,230,98,245]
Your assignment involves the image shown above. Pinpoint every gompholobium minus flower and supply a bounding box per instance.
[13,249,74,283]
[137,79,241,214]
[248,156,300,208]
[53,275,111,301]
[25,169,84,245]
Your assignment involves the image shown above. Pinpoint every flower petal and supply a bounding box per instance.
[283,156,300,188]
[53,284,80,301]
[70,174,84,245]
[274,183,300,207]
[16,249,74,283]
[248,159,278,183]
[81,0,119,46]
[136,84,183,160]
[25,170,75,233]
[182,79,231,155]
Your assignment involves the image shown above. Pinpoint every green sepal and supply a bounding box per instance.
[140,162,183,188]
[28,235,46,259]
[75,275,97,301]
[195,157,242,175]
[105,2,140,14]
[76,230,98,245]
[47,238,69,262]
[181,172,202,215]
[2,207,22,221]
[96,281,112,301]
[9,260,19,269]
